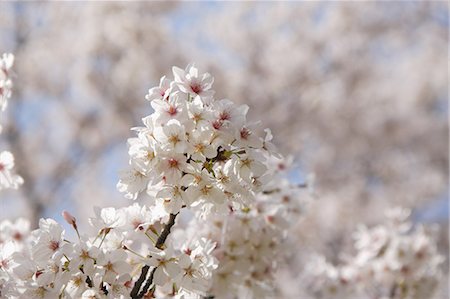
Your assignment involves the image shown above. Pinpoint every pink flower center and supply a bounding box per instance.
[167,105,177,116]
[240,128,251,140]
[219,111,230,121]
[35,270,44,278]
[12,232,22,241]
[49,240,60,251]
[212,120,223,130]
[190,83,202,94]
[0,163,4,171]
[124,280,133,288]
[132,219,143,230]
[168,158,179,169]
[0,259,8,269]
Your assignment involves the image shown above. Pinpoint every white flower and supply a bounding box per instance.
[186,130,217,162]
[69,241,101,276]
[262,129,281,158]
[156,153,188,185]
[22,285,61,299]
[89,207,126,235]
[176,253,210,293]
[147,246,181,286]
[185,180,225,207]
[97,249,131,284]
[146,75,172,102]
[0,241,17,271]
[127,134,159,173]
[212,163,246,196]
[211,99,248,131]
[0,151,23,190]
[117,165,150,200]
[65,271,89,298]
[0,217,30,244]
[123,203,155,232]
[31,218,66,264]
[187,96,213,130]
[151,91,188,125]
[107,273,132,298]
[226,152,267,184]
[154,119,188,153]
[81,289,104,299]
[176,238,217,294]
[173,64,215,103]
[0,53,14,112]
[234,123,263,149]
[156,185,186,214]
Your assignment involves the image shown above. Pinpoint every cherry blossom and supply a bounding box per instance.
[304,208,444,299]
[118,64,278,217]
[0,53,14,112]
[173,64,215,103]
[0,54,23,191]
[0,55,445,299]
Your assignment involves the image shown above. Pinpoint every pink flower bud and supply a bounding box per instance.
[62,210,76,226]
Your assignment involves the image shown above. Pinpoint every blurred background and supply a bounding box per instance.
[0,2,448,298]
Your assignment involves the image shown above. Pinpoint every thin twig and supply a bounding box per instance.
[262,183,307,194]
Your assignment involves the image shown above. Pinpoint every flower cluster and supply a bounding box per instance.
[304,208,444,299]
[178,156,313,299]
[0,53,23,191]
[118,64,277,216]
[0,53,14,112]
[0,204,217,299]
[2,57,444,299]
[0,218,30,297]
[0,64,282,299]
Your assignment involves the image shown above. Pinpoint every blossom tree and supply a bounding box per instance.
[0,59,314,299]
[304,208,444,299]
[0,2,447,298]
[0,53,22,191]
[0,2,183,227]
[178,3,448,296]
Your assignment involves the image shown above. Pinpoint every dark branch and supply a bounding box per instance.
[130,213,178,299]
[130,266,149,298]
[262,183,307,194]
[154,213,178,249]
[138,266,157,298]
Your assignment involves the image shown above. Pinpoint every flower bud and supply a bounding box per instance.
[62,210,76,227]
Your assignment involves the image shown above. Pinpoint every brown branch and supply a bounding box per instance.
[130,213,178,299]
[262,183,307,195]
[138,266,157,298]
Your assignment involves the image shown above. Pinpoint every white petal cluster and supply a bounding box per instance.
[0,53,14,112]
[0,151,24,190]
[304,208,444,299]
[0,218,31,296]
[1,63,281,299]
[0,218,31,245]
[118,64,277,216]
[0,204,217,299]
[181,156,313,299]
[0,54,27,288]
[0,53,23,191]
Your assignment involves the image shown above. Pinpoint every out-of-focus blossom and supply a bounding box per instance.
[304,208,444,299]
